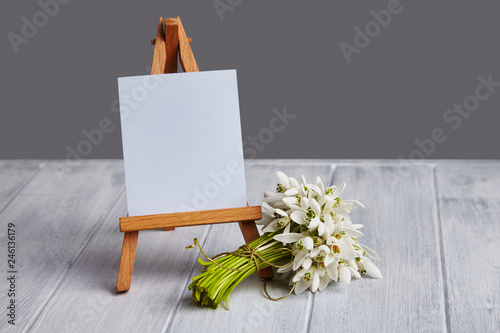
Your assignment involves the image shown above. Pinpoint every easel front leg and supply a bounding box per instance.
[116,231,139,292]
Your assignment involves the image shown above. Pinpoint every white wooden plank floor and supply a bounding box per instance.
[0,160,498,333]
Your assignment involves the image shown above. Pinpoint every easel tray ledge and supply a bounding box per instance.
[120,206,263,232]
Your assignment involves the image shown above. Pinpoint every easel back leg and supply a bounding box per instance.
[238,220,274,280]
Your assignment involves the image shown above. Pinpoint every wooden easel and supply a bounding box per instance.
[116,17,273,292]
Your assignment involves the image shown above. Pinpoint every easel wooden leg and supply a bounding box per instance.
[116,231,139,292]
[238,221,274,280]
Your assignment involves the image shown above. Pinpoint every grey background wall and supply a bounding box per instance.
[1,0,499,160]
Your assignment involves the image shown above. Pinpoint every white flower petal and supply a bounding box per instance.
[308,217,320,229]
[318,195,329,207]
[262,193,284,203]
[314,176,325,194]
[300,196,309,209]
[319,245,330,254]
[324,201,334,213]
[339,240,356,260]
[263,191,276,198]
[282,197,301,209]
[284,188,299,196]
[311,270,320,292]
[323,227,334,240]
[334,221,345,235]
[255,213,273,226]
[273,233,304,244]
[310,198,321,215]
[302,257,312,270]
[301,175,307,186]
[289,177,299,188]
[310,248,321,257]
[277,263,293,273]
[334,183,346,198]
[317,222,325,236]
[363,260,383,279]
[277,171,290,188]
[274,209,288,217]
[324,253,337,267]
[339,266,351,285]
[284,222,290,235]
[295,278,312,294]
[290,210,307,224]
[293,268,306,282]
[319,274,330,291]
[326,262,339,281]
[323,214,334,226]
[348,266,361,279]
[293,250,307,271]
[344,228,364,238]
[272,201,289,210]
[282,196,297,204]
[336,202,353,215]
[262,221,278,233]
[303,236,314,250]
[347,259,357,270]
[261,202,275,214]
[308,184,322,194]
[345,199,365,208]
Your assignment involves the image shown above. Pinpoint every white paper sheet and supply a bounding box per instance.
[118,70,247,216]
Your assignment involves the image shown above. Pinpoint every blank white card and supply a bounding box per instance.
[118,70,247,216]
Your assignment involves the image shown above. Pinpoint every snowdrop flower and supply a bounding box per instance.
[274,232,313,249]
[275,171,300,196]
[255,202,276,228]
[260,171,382,294]
[293,266,320,294]
[262,209,291,233]
[189,171,382,309]
[338,263,353,284]
[356,257,383,279]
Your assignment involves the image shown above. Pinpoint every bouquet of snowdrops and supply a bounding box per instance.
[187,172,382,309]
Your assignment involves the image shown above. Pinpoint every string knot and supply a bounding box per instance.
[186,237,296,301]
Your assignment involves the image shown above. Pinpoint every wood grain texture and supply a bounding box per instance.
[309,164,446,332]
[436,163,500,332]
[164,18,179,74]
[166,163,334,333]
[120,206,262,232]
[0,160,41,212]
[152,37,191,45]
[150,17,166,75]
[116,231,139,292]
[2,160,498,332]
[0,161,124,332]
[177,16,199,72]
[30,191,214,333]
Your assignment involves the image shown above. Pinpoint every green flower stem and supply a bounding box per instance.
[189,231,294,309]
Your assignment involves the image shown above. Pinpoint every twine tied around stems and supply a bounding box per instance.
[186,237,296,301]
